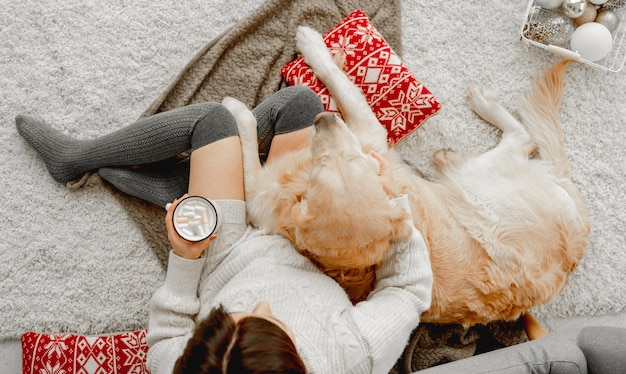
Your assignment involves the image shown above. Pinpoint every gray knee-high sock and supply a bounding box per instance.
[15,102,237,183]
[99,159,189,208]
[37,86,316,206]
[253,85,322,160]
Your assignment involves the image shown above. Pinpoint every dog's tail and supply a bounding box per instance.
[518,59,574,178]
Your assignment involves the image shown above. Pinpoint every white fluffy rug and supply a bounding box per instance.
[1,0,625,339]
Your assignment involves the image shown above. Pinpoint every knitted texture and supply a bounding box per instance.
[280,9,441,146]
[397,320,528,373]
[21,330,149,374]
[140,0,402,116]
[99,161,190,208]
[15,103,235,183]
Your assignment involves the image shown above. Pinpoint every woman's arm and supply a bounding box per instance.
[146,196,247,373]
[351,194,433,374]
[146,250,205,373]
[146,198,214,373]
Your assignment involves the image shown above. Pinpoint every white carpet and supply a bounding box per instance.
[1,0,625,340]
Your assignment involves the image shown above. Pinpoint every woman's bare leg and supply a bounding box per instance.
[265,127,312,163]
[188,136,244,200]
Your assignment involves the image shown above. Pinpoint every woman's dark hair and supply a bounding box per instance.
[174,305,306,373]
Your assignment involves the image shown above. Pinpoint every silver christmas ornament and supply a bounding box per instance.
[563,0,587,18]
[599,0,626,11]
[596,10,620,31]
[523,7,575,47]
[536,0,564,9]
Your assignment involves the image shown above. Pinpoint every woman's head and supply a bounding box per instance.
[174,303,306,374]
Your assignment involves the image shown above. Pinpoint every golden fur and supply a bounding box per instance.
[222,27,590,327]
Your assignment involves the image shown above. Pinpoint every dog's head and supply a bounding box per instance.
[288,113,411,268]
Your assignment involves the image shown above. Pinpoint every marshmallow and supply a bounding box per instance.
[170,196,220,242]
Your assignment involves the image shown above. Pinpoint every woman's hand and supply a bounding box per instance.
[166,194,216,260]
[370,151,398,198]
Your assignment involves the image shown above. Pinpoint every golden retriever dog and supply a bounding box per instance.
[222,26,590,327]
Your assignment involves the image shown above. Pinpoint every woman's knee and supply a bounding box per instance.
[190,102,238,151]
[274,86,323,134]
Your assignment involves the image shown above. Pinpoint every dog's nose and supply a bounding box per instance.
[313,112,337,127]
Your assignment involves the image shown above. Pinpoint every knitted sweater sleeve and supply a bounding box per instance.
[351,194,433,374]
[145,200,247,373]
[145,251,205,374]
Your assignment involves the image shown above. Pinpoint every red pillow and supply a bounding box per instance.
[281,9,441,146]
[21,330,149,374]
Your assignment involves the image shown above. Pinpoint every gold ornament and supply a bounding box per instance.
[574,3,598,25]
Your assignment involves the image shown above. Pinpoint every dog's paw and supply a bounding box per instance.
[468,85,502,119]
[296,26,333,76]
[222,97,257,135]
[222,96,248,114]
[296,26,327,56]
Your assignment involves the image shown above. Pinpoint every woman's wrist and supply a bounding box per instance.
[173,247,204,260]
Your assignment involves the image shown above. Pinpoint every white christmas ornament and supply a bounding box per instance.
[570,22,613,61]
[589,0,608,4]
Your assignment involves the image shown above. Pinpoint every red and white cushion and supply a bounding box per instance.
[21,330,149,374]
[281,9,441,146]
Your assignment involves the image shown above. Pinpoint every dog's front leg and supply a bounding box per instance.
[296,26,388,153]
[222,97,262,208]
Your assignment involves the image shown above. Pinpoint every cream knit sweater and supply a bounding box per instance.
[147,196,432,374]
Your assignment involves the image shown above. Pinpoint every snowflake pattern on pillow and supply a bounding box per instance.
[21,330,149,374]
[281,9,441,146]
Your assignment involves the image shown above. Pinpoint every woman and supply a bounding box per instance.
[16,86,434,373]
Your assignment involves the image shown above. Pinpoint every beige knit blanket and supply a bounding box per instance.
[139,0,526,371]
[141,0,402,116]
